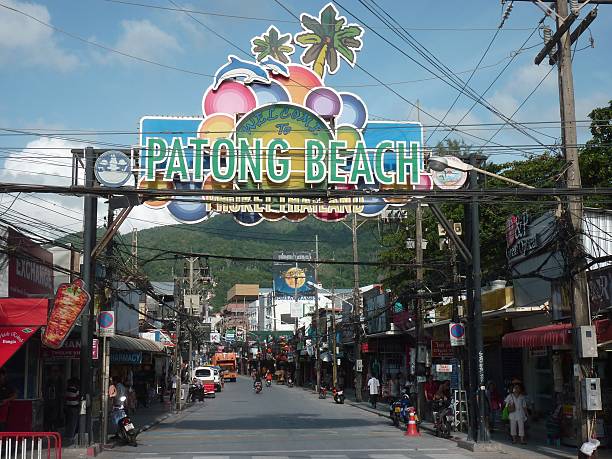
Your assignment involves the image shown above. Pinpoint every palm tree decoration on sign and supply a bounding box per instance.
[295,3,364,79]
[251,26,295,63]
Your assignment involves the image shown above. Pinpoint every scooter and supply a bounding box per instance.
[433,399,452,439]
[287,378,294,388]
[254,381,263,394]
[332,387,345,404]
[318,385,328,399]
[265,379,272,388]
[111,396,137,446]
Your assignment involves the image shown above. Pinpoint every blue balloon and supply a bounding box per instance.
[167,182,209,223]
[251,81,290,105]
[338,93,367,128]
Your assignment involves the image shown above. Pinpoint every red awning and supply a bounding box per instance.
[0,298,49,326]
[502,319,612,348]
[0,326,41,367]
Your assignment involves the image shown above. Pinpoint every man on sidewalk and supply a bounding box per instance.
[367,374,380,409]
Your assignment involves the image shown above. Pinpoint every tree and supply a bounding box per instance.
[251,26,294,64]
[295,3,363,79]
[580,100,612,209]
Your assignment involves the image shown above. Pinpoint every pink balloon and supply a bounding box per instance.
[203,81,256,116]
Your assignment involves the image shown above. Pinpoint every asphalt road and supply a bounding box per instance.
[105,377,485,459]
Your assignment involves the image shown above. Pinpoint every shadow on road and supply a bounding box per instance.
[157,414,383,431]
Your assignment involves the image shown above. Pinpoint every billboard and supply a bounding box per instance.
[273,252,315,298]
[0,226,54,298]
[136,4,432,226]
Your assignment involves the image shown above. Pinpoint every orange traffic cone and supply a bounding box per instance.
[405,410,421,436]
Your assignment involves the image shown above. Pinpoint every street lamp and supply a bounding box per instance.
[428,155,534,189]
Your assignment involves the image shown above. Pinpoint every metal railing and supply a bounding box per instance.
[0,432,61,459]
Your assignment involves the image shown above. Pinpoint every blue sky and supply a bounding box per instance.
[0,0,609,232]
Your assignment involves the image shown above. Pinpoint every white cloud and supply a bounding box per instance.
[101,19,183,65]
[0,137,178,235]
[0,0,78,70]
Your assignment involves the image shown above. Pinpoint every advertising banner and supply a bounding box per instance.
[42,279,90,349]
[273,252,315,298]
[135,4,434,227]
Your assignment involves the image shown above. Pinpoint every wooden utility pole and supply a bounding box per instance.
[555,0,591,453]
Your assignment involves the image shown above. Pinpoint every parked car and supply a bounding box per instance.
[192,367,218,397]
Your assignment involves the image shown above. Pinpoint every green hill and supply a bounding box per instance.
[129,214,383,311]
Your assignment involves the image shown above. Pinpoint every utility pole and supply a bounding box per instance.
[314,234,321,392]
[469,155,489,443]
[555,0,591,453]
[79,146,97,447]
[414,201,424,419]
[331,284,338,388]
[351,212,363,402]
[101,205,114,445]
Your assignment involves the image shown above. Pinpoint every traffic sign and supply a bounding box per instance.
[449,322,465,346]
[98,311,115,337]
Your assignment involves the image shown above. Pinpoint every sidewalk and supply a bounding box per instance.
[62,398,199,458]
[337,388,612,459]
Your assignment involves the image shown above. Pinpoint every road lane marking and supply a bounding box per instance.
[192,456,230,459]
[252,456,290,459]
[426,455,472,459]
[369,455,409,459]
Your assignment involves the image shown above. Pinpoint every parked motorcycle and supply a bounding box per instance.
[332,387,345,404]
[189,380,205,402]
[433,399,452,439]
[389,400,402,427]
[254,381,263,394]
[318,385,328,399]
[111,396,137,446]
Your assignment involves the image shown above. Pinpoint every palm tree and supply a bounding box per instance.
[251,26,294,63]
[295,3,364,79]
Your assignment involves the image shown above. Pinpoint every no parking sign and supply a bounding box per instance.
[98,311,115,337]
[449,322,465,346]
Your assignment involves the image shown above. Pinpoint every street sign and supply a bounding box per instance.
[356,359,363,372]
[98,311,115,337]
[449,322,466,346]
[92,338,99,359]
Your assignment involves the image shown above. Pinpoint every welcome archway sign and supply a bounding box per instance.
[136,3,431,226]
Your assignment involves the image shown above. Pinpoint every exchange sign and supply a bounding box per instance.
[136,3,432,226]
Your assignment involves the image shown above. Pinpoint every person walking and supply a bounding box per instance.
[367,374,380,409]
[64,378,80,443]
[485,381,502,432]
[390,374,401,401]
[504,384,528,444]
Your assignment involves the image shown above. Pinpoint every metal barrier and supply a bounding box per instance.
[0,432,61,459]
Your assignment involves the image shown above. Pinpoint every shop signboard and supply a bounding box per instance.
[0,227,54,298]
[435,364,453,373]
[210,332,221,343]
[110,351,142,365]
[42,279,90,349]
[40,338,100,359]
[135,4,434,227]
[431,340,453,358]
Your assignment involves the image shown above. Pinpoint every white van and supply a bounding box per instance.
[193,366,222,392]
